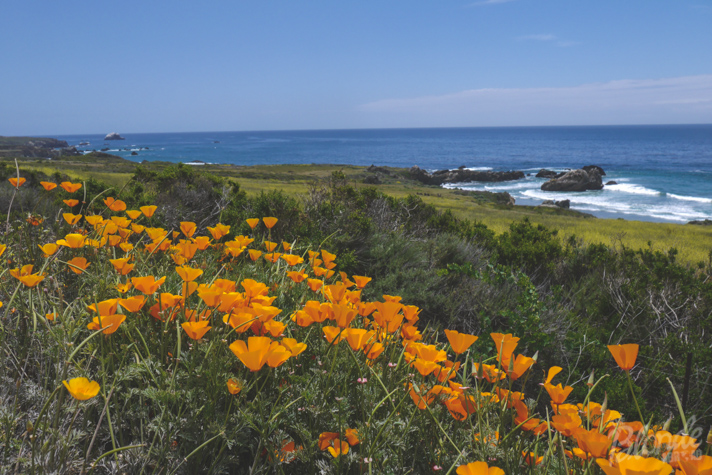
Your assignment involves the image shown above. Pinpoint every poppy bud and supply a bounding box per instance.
[662,417,672,432]
[587,371,595,387]
[601,393,608,416]
[706,426,712,445]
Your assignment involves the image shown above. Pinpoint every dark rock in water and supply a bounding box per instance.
[409,165,525,185]
[101,147,109,152]
[541,168,604,192]
[536,169,564,179]
[688,219,712,226]
[458,165,466,170]
[104,132,125,141]
[362,174,382,185]
[606,180,618,185]
[540,199,570,209]
[583,165,606,176]
[131,151,138,156]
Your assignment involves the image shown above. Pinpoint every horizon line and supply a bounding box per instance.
[10,122,712,138]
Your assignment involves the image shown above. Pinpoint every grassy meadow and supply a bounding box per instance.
[5,155,711,265]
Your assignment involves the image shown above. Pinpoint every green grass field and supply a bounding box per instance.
[6,156,711,264]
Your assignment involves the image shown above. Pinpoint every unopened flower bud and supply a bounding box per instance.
[587,371,595,387]
[706,426,712,445]
[663,417,672,432]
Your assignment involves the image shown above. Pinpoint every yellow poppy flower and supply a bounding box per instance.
[62,377,100,400]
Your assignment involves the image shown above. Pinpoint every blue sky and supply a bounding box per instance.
[2,1,711,135]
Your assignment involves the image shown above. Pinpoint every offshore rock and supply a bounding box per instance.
[409,166,525,185]
[104,132,125,140]
[541,168,604,192]
[536,169,565,179]
[583,165,606,176]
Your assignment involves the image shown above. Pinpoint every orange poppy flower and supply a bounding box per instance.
[229,336,276,371]
[63,199,80,207]
[352,275,372,289]
[40,181,57,191]
[262,217,278,229]
[131,275,167,294]
[207,223,231,240]
[544,383,574,405]
[280,337,307,356]
[327,439,349,458]
[522,452,543,466]
[62,213,82,226]
[67,257,90,274]
[573,428,611,458]
[456,461,505,475]
[180,221,196,238]
[281,241,292,251]
[104,197,126,211]
[109,258,134,275]
[181,321,211,340]
[175,265,203,282]
[119,296,146,313]
[245,218,259,229]
[263,240,278,252]
[286,271,308,283]
[281,254,303,266]
[227,378,242,395]
[60,181,82,193]
[263,252,281,263]
[248,249,262,261]
[364,341,384,359]
[607,343,639,371]
[444,329,478,354]
[86,298,120,316]
[139,205,157,217]
[490,332,520,367]
[9,177,26,188]
[38,243,59,257]
[87,314,126,334]
[62,377,100,400]
[56,233,86,248]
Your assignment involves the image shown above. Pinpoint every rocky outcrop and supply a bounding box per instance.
[541,167,604,192]
[606,181,618,185]
[536,169,565,179]
[540,199,570,209]
[104,132,125,140]
[409,166,525,185]
[0,136,80,158]
[583,165,606,176]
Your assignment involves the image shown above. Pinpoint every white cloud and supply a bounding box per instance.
[357,75,712,127]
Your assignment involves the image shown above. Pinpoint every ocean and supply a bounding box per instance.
[56,125,712,223]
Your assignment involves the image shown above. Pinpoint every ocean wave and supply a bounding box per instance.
[461,167,493,171]
[667,193,712,203]
[604,183,661,196]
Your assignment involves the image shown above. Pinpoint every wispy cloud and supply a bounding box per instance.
[357,75,712,127]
